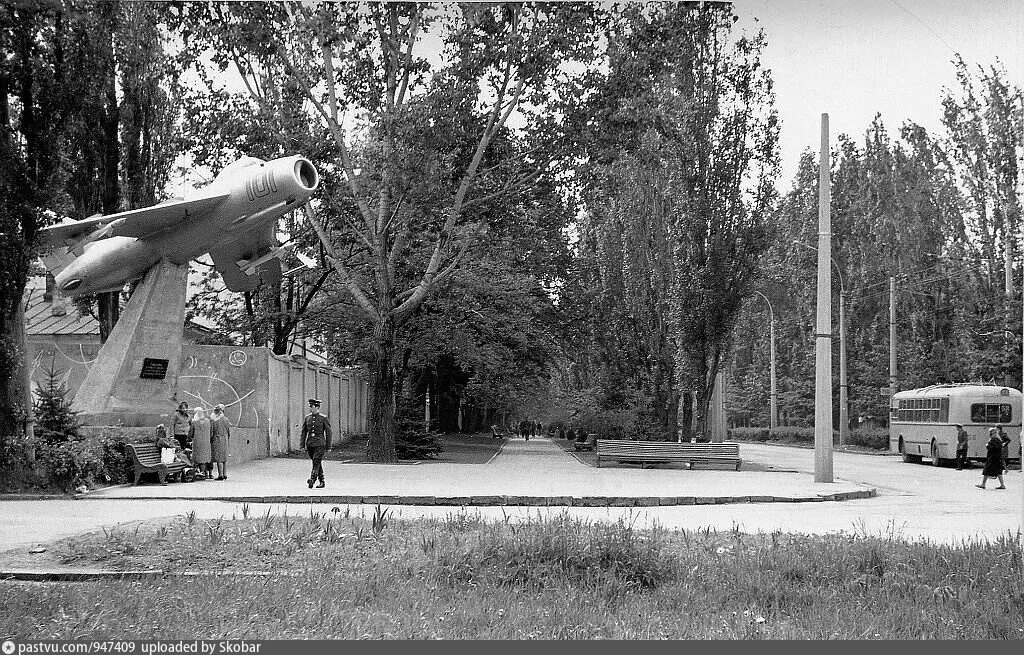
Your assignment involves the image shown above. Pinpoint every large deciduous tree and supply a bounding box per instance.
[561,3,779,440]
[179,2,598,461]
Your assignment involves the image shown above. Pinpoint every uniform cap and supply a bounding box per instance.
[308,398,321,406]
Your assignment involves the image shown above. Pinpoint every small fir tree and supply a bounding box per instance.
[33,357,81,444]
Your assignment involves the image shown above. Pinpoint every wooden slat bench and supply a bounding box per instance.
[128,442,187,485]
[596,439,742,470]
[574,433,597,451]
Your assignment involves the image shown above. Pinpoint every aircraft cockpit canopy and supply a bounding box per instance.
[213,156,267,182]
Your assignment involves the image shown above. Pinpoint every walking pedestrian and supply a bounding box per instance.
[976,428,1006,490]
[189,407,213,480]
[954,424,969,470]
[210,404,231,481]
[300,398,332,489]
[995,425,1010,472]
[170,402,191,451]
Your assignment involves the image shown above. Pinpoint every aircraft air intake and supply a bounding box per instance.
[294,158,319,191]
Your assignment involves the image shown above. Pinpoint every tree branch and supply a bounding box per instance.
[302,202,379,322]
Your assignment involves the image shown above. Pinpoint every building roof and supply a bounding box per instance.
[23,276,98,337]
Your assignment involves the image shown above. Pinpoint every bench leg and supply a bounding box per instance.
[134,468,141,485]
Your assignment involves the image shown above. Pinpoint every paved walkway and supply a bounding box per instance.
[84,436,875,505]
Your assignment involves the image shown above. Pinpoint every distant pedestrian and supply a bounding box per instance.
[210,404,231,481]
[954,424,969,470]
[976,428,1006,490]
[300,398,332,489]
[189,407,213,480]
[170,401,191,451]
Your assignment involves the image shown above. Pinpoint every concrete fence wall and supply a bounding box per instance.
[40,340,368,466]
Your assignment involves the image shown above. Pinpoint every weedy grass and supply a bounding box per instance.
[2,509,1022,639]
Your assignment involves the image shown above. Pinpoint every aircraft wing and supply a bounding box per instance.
[38,193,231,249]
[208,222,282,293]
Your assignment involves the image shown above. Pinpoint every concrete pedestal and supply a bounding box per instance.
[75,260,189,427]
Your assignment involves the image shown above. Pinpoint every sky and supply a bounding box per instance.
[730,0,1023,184]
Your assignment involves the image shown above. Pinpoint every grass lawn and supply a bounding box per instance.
[282,432,507,465]
[2,508,1021,639]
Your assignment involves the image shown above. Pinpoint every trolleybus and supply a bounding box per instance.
[889,383,1021,466]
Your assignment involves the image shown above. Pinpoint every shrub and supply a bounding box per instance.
[96,430,135,484]
[728,427,770,442]
[846,427,890,450]
[728,426,890,450]
[39,437,104,491]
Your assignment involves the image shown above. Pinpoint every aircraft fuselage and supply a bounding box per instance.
[49,155,319,295]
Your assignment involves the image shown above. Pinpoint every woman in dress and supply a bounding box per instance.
[170,402,191,451]
[976,428,1006,490]
[209,404,231,481]
[189,407,213,480]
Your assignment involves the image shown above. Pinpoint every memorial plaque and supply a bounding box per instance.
[140,358,169,379]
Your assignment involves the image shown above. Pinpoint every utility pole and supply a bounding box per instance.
[793,239,848,447]
[754,291,778,429]
[839,291,848,449]
[815,113,834,483]
[889,276,897,394]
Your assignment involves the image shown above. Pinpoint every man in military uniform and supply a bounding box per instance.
[300,398,332,489]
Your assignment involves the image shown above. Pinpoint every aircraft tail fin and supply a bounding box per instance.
[39,247,78,277]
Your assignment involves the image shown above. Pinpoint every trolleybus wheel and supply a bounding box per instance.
[930,440,943,467]
[900,437,922,464]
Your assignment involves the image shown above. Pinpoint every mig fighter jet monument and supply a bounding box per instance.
[37,154,320,425]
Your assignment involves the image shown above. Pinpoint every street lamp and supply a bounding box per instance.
[793,239,849,448]
[753,291,778,430]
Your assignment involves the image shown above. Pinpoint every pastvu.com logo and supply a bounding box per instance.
[2,640,15,655]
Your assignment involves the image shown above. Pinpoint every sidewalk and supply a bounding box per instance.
[81,436,876,506]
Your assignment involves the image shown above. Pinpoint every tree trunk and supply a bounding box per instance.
[97,292,119,342]
[96,7,121,344]
[680,391,693,442]
[0,292,31,455]
[366,316,398,463]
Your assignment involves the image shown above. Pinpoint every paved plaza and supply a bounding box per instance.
[1,437,1021,574]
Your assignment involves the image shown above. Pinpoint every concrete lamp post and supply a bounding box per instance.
[753,291,778,430]
[793,240,849,449]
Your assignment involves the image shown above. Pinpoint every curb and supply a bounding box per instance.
[0,494,75,501]
[71,489,877,506]
[0,569,297,582]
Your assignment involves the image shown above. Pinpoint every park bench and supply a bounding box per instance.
[128,442,187,485]
[573,433,597,451]
[596,439,742,470]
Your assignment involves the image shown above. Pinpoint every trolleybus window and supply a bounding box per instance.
[969,403,1012,424]
[893,397,949,422]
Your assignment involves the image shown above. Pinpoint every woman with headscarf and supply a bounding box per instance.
[210,404,231,481]
[976,428,1006,490]
[189,407,213,480]
[170,401,192,451]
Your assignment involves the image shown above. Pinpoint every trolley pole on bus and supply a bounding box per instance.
[815,113,834,483]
